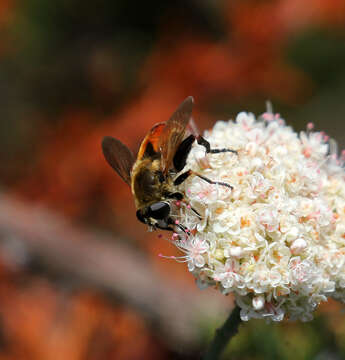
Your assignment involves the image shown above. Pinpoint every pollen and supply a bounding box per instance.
[240,217,250,228]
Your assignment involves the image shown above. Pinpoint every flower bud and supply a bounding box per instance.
[290,238,307,254]
[252,295,265,310]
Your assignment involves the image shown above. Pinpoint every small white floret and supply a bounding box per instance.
[286,227,299,242]
[290,238,307,255]
[228,246,243,258]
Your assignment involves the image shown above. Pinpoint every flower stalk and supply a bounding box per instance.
[203,306,242,360]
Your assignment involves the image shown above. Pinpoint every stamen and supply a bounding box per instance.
[158,253,188,262]
[265,100,273,115]
[158,254,176,260]
[307,122,314,131]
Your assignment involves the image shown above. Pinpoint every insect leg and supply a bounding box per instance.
[196,173,233,189]
[173,134,195,172]
[165,192,184,200]
[174,169,193,185]
[173,134,237,174]
[197,135,237,155]
[189,206,202,219]
[177,223,189,233]
[174,169,233,189]
[165,191,201,219]
[166,217,189,234]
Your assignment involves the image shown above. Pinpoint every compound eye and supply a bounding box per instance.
[136,209,146,224]
[148,202,170,220]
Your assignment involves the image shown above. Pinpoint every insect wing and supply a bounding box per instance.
[102,136,135,185]
[159,96,194,173]
[187,116,199,137]
[137,122,165,160]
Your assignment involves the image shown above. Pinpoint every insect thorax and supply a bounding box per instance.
[131,158,172,209]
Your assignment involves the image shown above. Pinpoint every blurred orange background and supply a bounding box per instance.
[0,0,345,359]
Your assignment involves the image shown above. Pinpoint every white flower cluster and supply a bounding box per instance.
[171,110,345,322]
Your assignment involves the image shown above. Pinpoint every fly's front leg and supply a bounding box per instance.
[165,191,201,220]
[173,134,195,172]
[166,217,190,234]
[173,134,234,192]
[173,134,237,174]
[174,169,233,189]
[173,135,237,173]
[165,192,183,200]
[197,135,237,155]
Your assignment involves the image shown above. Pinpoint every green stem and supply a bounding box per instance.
[203,305,242,360]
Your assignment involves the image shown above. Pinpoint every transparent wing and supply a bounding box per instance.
[187,116,200,137]
[102,136,135,185]
[158,96,194,173]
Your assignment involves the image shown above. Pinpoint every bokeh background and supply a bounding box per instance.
[0,0,345,359]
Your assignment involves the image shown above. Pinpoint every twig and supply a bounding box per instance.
[203,305,242,360]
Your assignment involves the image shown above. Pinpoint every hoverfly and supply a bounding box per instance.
[102,96,236,232]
